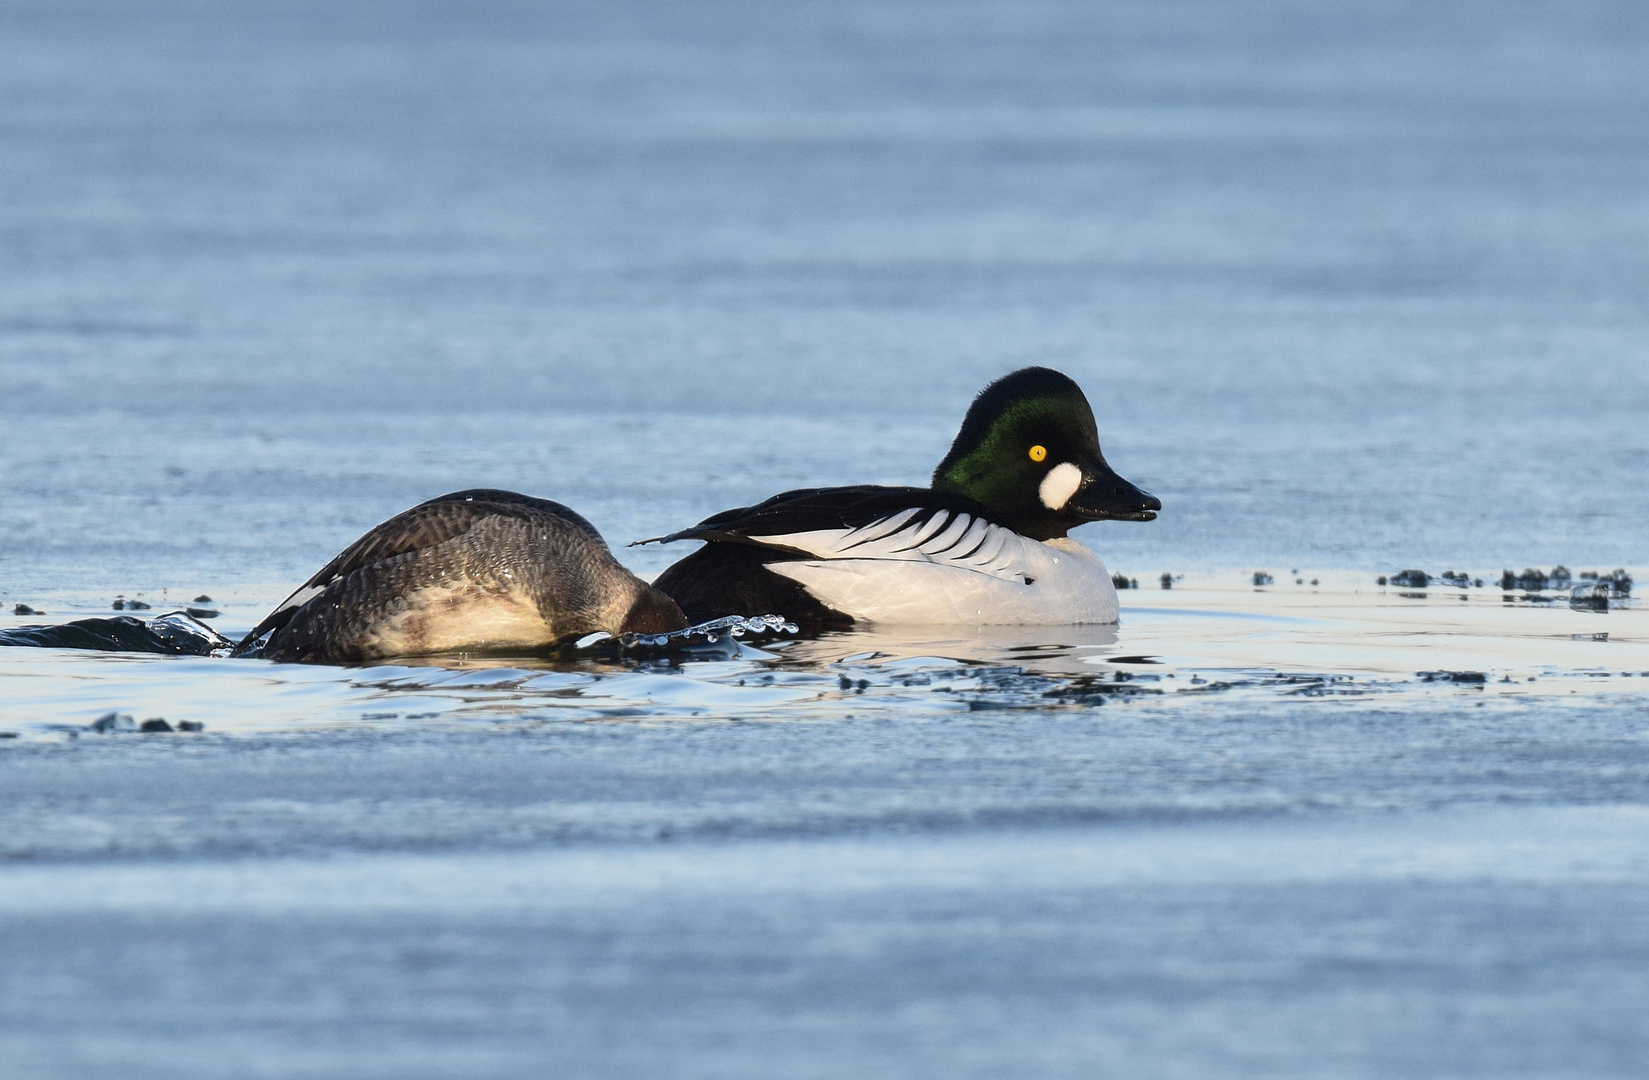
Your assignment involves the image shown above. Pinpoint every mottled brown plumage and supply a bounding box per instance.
[235,490,685,663]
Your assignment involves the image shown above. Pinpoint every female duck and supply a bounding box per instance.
[643,367,1160,628]
[234,490,685,663]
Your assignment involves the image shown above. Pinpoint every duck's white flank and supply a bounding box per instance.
[755,508,1119,624]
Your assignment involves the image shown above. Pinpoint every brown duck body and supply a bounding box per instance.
[234,490,685,663]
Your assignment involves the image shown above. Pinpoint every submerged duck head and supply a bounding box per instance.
[931,367,1160,541]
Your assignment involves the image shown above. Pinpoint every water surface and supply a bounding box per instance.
[3,1,1649,1076]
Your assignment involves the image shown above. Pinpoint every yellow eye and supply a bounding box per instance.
[1028,445,1047,462]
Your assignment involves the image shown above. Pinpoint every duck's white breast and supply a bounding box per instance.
[769,537,1119,625]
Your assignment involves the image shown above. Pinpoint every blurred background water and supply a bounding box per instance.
[2,0,1647,606]
[3,2,1649,1077]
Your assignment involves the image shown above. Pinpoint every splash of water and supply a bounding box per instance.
[574,614,801,657]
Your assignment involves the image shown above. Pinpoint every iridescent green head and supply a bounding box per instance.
[931,367,1159,541]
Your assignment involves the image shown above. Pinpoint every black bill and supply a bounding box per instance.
[1068,457,1161,522]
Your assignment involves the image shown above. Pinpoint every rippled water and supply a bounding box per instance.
[4,582,1646,743]
[4,1,1649,1076]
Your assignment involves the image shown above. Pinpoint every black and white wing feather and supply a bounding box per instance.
[641,486,1037,583]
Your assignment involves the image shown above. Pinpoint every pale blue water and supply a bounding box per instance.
[3,1,1649,1076]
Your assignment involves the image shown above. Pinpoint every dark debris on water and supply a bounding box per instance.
[1376,566,1633,609]
[1042,673,1165,706]
[1500,566,1632,596]
[85,711,204,734]
[954,666,1377,710]
[1418,670,1487,684]
[1379,568,1482,589]
[1177,672,1363,697]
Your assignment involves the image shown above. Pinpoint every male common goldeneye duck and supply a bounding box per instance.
[233,489,685,663]
[641,366,1160,628]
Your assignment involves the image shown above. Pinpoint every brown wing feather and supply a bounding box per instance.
[232,489,603,655]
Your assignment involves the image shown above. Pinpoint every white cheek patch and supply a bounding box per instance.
[1038,462,1083,511]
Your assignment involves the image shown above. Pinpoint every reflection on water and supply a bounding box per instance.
[3,584,1644,741]
[774,621,1120,677]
